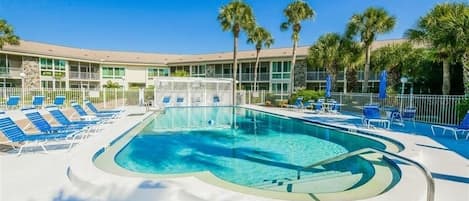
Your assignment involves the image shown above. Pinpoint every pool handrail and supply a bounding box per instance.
[297,147,434,201]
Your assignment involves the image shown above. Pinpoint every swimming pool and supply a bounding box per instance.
[104,107,401,199]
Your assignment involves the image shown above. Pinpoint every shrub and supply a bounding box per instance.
[289,89,325,104]
[456,98,469,120]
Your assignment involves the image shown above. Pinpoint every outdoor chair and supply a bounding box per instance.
[303,100,314,110]
[32,96,45,108]
[6,96,20,109]
[213,95,220,106]
[431,111,469,140]
[71,102,116,120]
[21,107,84,134]
[391,107,417,127]
[0,111,81,155]
[313,100,323,113]
[46,105,99,127]
[362,105,390,129]
[85,100,123,114]
[330,100,341,113]
[162,96,171,107]
[287,97,303,110]
[176,97,184,106]
[53,96,66,108]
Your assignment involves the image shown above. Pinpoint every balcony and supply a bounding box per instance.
[0,67,22,78]
[306,71,379,81]
[69,72,100,80]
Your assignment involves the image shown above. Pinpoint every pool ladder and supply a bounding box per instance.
[297,148,435,201]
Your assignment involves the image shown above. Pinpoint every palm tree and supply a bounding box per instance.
[346,7,396,93]
[339,38,363,93]
[218,0,255,104]
[281,0,315,95]
[308,33,341,91]
[247,26,274,93]
[406,2,468,95]
[0,19,20,48]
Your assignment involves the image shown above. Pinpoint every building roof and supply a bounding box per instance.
[0,39,407,65]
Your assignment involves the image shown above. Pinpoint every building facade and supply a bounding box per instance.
[0,39,405,96]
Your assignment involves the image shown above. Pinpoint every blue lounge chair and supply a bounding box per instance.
[0,111,81,155]
[162,96,171,107]
[21,107,84,133]
[330,100,341,113]
[288,97,303,110]
[53,96,66,107]
[84,100,122,114]
[362,105,390,129]
[431,111,469,140]
[314,100,323,113]
[213,95,220,106]
[390,107,417,127]
[32,96,45,108]
[6,96,20,109]
[71,102,115,119]
[46,106,99,127]
[176,97,184,106]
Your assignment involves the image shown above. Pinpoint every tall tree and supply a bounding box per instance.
[281,0,315,95]
[406,2,469,95]
[218,0,255,104]
[247,26,274,93]
[0,19,20,48]
[346,7,396,93]
[307,33,341,91]
[339,38,363,93]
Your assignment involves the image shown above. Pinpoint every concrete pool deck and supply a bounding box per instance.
[0,105,468,201]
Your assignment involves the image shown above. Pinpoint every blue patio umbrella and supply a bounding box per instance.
[379,70,387,99]
[325,74,332,98]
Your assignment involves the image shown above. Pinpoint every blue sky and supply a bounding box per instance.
[0,0,461,54]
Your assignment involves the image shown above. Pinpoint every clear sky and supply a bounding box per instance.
[0,0,462,54]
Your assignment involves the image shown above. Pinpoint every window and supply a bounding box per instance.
[191,65,206,77]
[54,60,66,71]
[148,67,169,77]
[271,61,291,80]
[40,58,66,78]
[102,67,125,78]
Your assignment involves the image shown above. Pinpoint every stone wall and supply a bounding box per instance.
[22,56,40,88]
[294,59,307,89]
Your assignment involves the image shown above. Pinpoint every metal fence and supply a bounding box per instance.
[0,87,155,109]
[330,92,466,126]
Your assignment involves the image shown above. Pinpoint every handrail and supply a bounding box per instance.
[297,148,434,201]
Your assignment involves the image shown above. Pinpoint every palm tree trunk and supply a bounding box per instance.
[290,40,298,95]
[442,59,451,95]
[362,46,371,93]
[343,67,347,93]
[233,36,238,105]
[462,52,469,95]
[254,48,260,93]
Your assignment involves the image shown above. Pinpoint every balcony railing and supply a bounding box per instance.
[239,73,270,82]
[69,72,100,80]
[0,67,22,77]
[306,71,379,81]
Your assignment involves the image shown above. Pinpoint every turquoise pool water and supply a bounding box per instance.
[115,107,386,187]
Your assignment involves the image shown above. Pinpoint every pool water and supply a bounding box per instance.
[115,107,386,186]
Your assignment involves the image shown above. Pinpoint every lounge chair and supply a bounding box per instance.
[390,107,417,127]
[46,105,99,127]
[32,96,45,108]
[0,111,81,155]
[21,107,84,133]
[313,100,323,113]
[362,105,390,129]
[53,96,66,107]
[71,102,116,119]
[288,97,303,110]
[431,111,469,140]
[330,100,341,113]
[176,97,184,106]
[162,96,171,107]
[6,96,20,109]
[84,100,123,114]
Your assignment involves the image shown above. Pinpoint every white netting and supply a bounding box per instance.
[154,77,233,107]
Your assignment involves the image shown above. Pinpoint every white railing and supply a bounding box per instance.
[331,92,466,126]
[69,72,100,80]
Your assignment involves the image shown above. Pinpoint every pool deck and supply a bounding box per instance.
[0,105,468,201]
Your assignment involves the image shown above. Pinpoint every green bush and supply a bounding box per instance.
[456,98,469,120]
[289,89,325,104]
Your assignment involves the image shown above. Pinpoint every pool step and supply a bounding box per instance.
[258,171,361,194]
[252,170,348,189]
